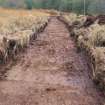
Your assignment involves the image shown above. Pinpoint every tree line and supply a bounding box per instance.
[0,0,105,14]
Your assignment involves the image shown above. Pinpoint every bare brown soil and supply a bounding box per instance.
[0,17,104,105]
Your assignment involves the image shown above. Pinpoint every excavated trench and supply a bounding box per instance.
[0,17,104,105]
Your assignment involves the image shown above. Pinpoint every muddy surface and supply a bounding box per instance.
[0,17,104,105]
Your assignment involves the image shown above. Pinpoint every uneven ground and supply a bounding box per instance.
[0,17,104,105]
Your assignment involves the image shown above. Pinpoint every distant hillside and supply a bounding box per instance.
[0,0,26,8]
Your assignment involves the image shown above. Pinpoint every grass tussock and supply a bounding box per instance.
[59,13,105,91]
[0,8,50,64]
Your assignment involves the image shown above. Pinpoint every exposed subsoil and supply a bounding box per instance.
[0,17,104,105]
